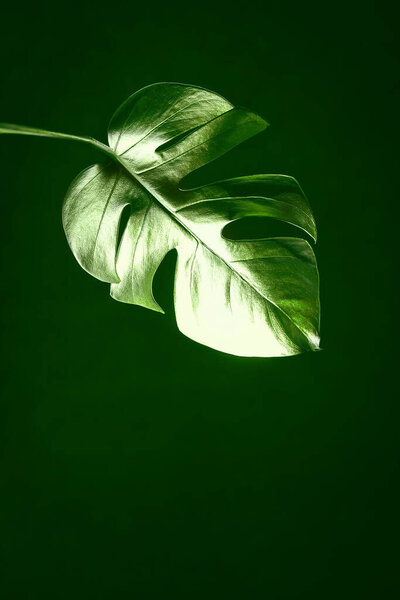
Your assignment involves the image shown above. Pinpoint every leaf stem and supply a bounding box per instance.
[0,123,115,159]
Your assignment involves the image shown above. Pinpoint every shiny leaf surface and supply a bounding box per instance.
[1,83,320,357]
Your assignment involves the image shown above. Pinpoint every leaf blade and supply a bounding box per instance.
[60,82,320,356]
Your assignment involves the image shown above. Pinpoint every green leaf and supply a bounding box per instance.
[1,82,320,357]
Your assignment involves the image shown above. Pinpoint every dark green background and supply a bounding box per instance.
[1,1,398,597]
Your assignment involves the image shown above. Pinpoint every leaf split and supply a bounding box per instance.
[0,82,320,357]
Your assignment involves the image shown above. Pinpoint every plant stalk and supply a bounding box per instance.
[0,123,115,159]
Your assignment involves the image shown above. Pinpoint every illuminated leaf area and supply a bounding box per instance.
[0,83,320,357]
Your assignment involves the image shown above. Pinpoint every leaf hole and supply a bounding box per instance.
[117,204,132,249]
[156,124,205,154]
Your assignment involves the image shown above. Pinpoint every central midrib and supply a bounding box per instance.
[109,150,311,346]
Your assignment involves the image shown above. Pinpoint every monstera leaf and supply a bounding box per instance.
[0,83,320,357]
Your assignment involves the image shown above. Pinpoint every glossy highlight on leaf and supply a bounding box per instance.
[0,83,320,357]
